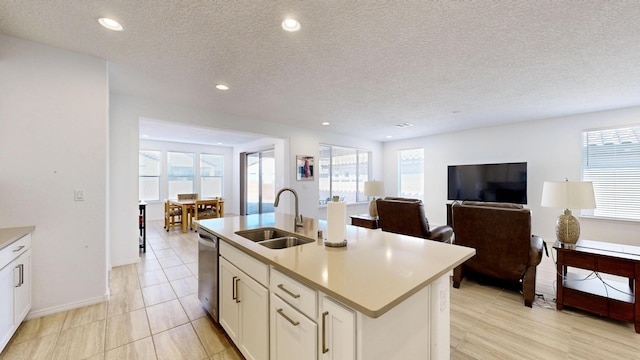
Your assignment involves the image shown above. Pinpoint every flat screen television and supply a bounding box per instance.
[447,162,528,204]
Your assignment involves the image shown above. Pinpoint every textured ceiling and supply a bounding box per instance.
[1,1,640,143]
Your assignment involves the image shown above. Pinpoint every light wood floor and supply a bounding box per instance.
[451,243,640,359]
[1,220,639,359]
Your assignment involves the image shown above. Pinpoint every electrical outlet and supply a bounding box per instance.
[74,189,85,201]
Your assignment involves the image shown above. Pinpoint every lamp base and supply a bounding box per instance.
[369,198,378,219]
[556,208,580,245]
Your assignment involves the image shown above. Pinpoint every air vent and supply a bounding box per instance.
[395,122,414,128]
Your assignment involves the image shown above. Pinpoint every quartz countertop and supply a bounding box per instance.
[197,213,475,318]
[0,226,35,251]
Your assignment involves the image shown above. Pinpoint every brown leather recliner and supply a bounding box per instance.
[376,197,453,243]
[451,201,545,307]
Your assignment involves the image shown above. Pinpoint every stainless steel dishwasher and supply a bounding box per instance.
[197,226,219,322]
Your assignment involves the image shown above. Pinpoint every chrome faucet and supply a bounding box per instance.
[274,187,304,228]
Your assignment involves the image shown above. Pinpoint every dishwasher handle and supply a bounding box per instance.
[198,230,218,249]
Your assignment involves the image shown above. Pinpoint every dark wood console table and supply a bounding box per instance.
[350,214,379,229]
[554,239,640,333]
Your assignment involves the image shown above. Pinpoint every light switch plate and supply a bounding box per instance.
[74,189,85,201]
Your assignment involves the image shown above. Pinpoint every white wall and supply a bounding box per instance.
[382,106,640,246]
[0,35,109,316]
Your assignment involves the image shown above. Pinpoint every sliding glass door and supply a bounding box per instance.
[242,150,275,215]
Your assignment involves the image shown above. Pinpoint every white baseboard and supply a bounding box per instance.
[26,293,109,320]
[109,256,141,268]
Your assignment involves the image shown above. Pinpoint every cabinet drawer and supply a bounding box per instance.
[271,268,317,319]
[220,241,268,287]
[0,233,31,270]
[561,251,595,269]
[596,257,635,278]
[270,293,317,360]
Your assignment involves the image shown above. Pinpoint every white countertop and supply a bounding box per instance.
[0,226,35,251]
[198,213,475,318]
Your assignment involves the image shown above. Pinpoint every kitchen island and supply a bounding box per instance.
[198,213,474,360]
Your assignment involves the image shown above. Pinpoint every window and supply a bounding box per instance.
[139,150,161,201]
[398,148,424,199]
[582,125,640,221]
[201,154,224,198]
[167,152,195,199]
[319,145,370,204]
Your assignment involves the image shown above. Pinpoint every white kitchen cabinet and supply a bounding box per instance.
[270,268,317,319]
[320,296,355,360]
[270,293,317,360]
[219,256,268,360]
[13,249,31,324]
[0,231,32,353]
[219,257,240,342]
[0,257,15,350]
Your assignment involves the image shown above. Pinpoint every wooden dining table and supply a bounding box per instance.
[169,198,224,233]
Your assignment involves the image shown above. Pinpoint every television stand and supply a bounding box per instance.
[554,239,640,333]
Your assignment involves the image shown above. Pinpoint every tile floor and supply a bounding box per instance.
[0,221,242,360]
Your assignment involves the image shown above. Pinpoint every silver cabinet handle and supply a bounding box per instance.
[233,276,241,303]
[322,311,329,353]
[277,284,300,299]
[13,245,25,252]
[232,276,237,300]
[277,308,300,326]
[14,264,24,287]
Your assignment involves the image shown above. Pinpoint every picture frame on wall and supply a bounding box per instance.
[296,155,314,181]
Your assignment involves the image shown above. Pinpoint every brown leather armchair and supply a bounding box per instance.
[450,201,545,307]
[376,197,453,243]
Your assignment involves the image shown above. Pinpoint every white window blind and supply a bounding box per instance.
[139,150,161,201]
[200,154,224,198]
[398,148,424,198]
[318,145,371,205]
[167,152,195,199]
[581,125,640,221]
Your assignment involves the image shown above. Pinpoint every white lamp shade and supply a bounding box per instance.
[541,181,596,209]
[364,181,385,197]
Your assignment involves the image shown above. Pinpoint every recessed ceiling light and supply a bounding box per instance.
[386,135,393,139]
[215,84,229,91]
[321,121,330,126]
[98,17,123,31]
[282,18,301,32]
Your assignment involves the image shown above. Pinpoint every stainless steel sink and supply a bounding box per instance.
[235,228,291,242]
[257,236,314,249]
[235,227,314,249]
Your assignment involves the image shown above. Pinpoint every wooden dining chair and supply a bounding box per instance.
[177,193,198,200]
[164,200,183,232]
[192,199,220,231]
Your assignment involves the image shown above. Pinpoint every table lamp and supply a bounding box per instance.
[364,181,385,218]
[541,179,596,245]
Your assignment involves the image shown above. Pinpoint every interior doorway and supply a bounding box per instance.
[240,149,275,215]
